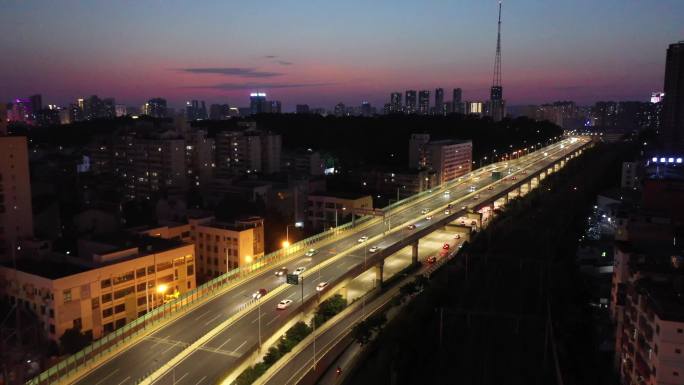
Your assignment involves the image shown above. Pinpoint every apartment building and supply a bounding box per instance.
[0,136,34,255]
[307,192,373,230]
[214,129,281,177]
[423,139,473,184]
[0,235,195,342]
[138,215,264,281]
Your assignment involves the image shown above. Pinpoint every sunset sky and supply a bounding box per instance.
[2,0,683,110]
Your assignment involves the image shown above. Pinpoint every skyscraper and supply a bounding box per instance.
[296,104,310,114]
[361,101,372,117]
[405,90,417,114]
[434,88,444,115]
[390,92,402,113]
[452,88,463,114]
[418,90,430,115]
[489,2,505,122]
[145,98,167,118]
[662,41,684,149]
[250,93,269,115]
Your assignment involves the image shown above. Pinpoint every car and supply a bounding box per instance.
[407,224,416,230]
[521,171,527,175]
[252,288,268,300]
[357,236,368,243]
[468,186,476,192]
[305,248,318,257]
[471,221,477,226]
[274,267,288,276]
[426,256,437,264]
[369,246,380,253]
[459,220,465,225]
[512,176,517,181]
[447,203,453,209]
[276,299,293,310]
[455,234,461,239]
[474,194,480,199]
[420,208,430,214]
[443,243,450,250]
[316,282,329,292]
[293,267,306,275]
[444,210,450,215]
[425,215,433,220]
[488,186,494,190]
[461,205,467,210]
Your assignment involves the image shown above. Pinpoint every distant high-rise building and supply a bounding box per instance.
[0,104,7,135]
[29,94,42,117]
[651,91,665,104]
[296,104,310,114]
[249,93,269,115]
[405,90,417,114]
[0,136,33,252]
[186,100,207,120]
[144,98,167,118]
[434,88,444,115]
[361,101,372,117]
[270,100,282,114]
[466,101,484,116]
[390,92,402,113]
[662,41,684,149]
[334,103,346,117]
[418,90,430,115]
[209,104,231,120]
[452,88,463,114]
[115,104,127,117]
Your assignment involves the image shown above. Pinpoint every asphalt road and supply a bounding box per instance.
[72,137,589,385]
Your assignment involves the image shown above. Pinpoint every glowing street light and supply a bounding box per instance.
[282,240,290,249]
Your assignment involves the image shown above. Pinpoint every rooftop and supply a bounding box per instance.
[2,257,89,280]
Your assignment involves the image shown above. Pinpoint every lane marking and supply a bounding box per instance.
[266,315,280,326]
[193,310,211,321]
[203,313,223,326]
[194,376,207,385]
[93,368,119,385]
[115,376,130,385]
[216,337,232,351]
[233,340,247,354]
[176,372,189,383]
[161,340,180,355]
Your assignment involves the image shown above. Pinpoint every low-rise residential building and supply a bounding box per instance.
[0,234,195,342]
[137,215,264,281]
[307,192,373,230]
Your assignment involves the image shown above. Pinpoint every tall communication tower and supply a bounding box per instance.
[490,1,505,121]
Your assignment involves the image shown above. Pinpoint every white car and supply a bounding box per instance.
[316,282,329,292]
[444,191,450,196]
[293,267,306,275]
[468,186,476,193]
[305,248,318,257]
[357,236,368,243]
[444,210,450,215]
[420,208,430,214]
[369,246,380,253]
[461,205,467,210]
[276,299,293,310]
[426,215,433,220]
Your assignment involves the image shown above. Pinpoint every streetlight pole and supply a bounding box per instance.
[258,297,262,351]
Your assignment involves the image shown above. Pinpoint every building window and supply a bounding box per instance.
[101,279,111,289]
[63,289,72,303]
[91,298,99,310]
[73,318,82,329]
[187,265,194,276]
[102,308,113,318]
[102,293,112,303]
[114,304,126,314]
[136,268,146,278]
[187,281,191,289]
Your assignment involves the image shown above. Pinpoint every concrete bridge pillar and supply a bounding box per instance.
[411,241,419,264]
[374,260,384,286]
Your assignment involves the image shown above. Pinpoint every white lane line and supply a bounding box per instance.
[250,315,261,324]
[233,340,247,354]
[287,292,297,299]
[161,340,180,355]
[176,372,189,383]
[204,313,223,326]
[93,368,119,385]
[216,337,232,351]
[149,335,171,348]
[266,315,280,326]
[194,310,211,321]
[194,376,207,385]
[237,289,246,295]
[115,376,130,385]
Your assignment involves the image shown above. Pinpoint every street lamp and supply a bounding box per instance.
[283,222,304,249]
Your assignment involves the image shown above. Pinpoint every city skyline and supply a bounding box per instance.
[2,0,683,110]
